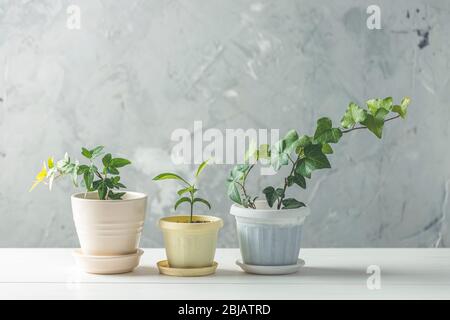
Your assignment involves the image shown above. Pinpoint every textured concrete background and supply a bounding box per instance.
[0,0,448,248]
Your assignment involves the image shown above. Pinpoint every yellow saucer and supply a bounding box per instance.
[157,260,218,277]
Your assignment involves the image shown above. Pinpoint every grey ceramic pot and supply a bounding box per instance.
[230,200,310,266]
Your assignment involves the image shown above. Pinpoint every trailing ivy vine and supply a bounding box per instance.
[226,97,411,210]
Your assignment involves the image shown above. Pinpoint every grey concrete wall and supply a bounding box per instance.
[0,0,448,248]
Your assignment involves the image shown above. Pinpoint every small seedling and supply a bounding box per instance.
[153,160,211,223]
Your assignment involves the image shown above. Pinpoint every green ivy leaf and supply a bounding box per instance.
[288,173,306,189]
[283,130,299,152]
[313,117,342,144]
[321,143,333,154]
[229,164,249,182]
[276,188,285,198]
[297,144,331,178]
[271,130,300,171]
[271,140,289,171]
[262,186,278,208]
[282,198,306,209]
[258,144,271,160]
[380,97,393,111]
[392,96,410,119]
[367,97,392,115]
[361,107,390,139]
[340,102,367,128]
[227,182,242,205]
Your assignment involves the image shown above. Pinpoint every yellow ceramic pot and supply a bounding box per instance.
[159,215,223,268]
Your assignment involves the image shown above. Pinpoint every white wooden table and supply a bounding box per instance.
[0,248,449,300]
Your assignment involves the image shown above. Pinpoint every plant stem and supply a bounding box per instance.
[238,164,256,209]
[341,115,400,133]
[277,159,298,210]
[189,189,194,223]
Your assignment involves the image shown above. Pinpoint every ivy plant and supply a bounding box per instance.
[30,146,131,200]
[226,96,411,210]
[153,160,211,223]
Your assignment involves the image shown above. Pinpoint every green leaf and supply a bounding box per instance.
[92,180,101,190]
[271,130,300,171]
[102,153,112,167]
[283,130,299,152]
[108,191,126,200]
[380,97,393,111]
[110,158,131,168]
[90,146,104,159]
[174,197,192,211]
[229,164,249,182]
[193,198,211,210]
[282,198,306,209]
[271,140,289,171]
[258,144,271,160]
[227,182,242,205]
[361,107,390,139]
[263,186,278,208]
[177,186,196,196]
[288,174,306,189]
[98,182,107,200]
[107,167,120,175]
[276,188,285,198]
[295,135,312,156]
[195,160,208,178]
[77,165,90,175]
[367,98,392,115]
[297,144,331,178]
[340,102,367,128]
[392,96,411,119]
[83,171,94,191]
[153,172,190,185]
[81,148,92,159]
[104,178,114,188]
[313,117,342,144]
[321,143,333,154]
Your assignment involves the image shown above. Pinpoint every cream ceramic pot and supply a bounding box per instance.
[71,191,147,256]
[159,215,223,268]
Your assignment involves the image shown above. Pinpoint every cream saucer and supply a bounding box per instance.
[72,249,144,274]
[157,260,218,277]
[236,259,305,275]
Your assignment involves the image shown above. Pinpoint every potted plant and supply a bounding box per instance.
[30,146,147,274]
[153,160,223,276]
[227,97,411,274]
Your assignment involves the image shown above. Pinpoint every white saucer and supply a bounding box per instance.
[236,259,305,275]
[72,249,144,274]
